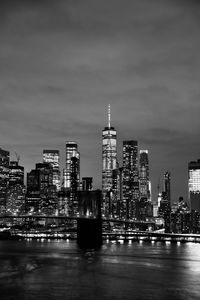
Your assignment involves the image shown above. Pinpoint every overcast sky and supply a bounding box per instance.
[1,0,200,202]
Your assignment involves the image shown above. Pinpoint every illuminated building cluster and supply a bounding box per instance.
[101,106,152,220]
[0,108,200,233]
[188,160,200,212]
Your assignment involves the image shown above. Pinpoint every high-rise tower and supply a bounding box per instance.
[102,105,117,217]
[64,142,80,215]
[139,150,150,201]
[122,140,139,219]
[0,148,10,214]
[164,171,171,203]
[188,160,200,212]
[43,150,61,191]
[7,160,25,215]
[65,142,80,189]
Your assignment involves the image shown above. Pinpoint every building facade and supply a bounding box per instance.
[164,171,171,204]
[188,159,200,212]
[63,142,80,216]
[64,142,80,189]
[102,105,117,217]
[139,150,150,200]
[7,161,25,215]
[43,150,61,191]
[122,140,139,220]
[82,177,93,191]
[26,163,57,214]
[0,148,10,214]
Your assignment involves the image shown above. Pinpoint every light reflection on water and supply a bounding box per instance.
[0,240,200,300]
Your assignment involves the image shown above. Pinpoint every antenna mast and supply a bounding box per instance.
[108,104,111,128]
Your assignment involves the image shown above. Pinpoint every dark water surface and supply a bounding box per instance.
[0,240,200,300]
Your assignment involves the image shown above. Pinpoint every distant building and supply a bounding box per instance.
[26,169,40,213]
[122,140,139,219]
[61,142,80,216]
[136,150,152,220]
[6,185,25,215]
[112,166,123,219]
[43,150,61,191]
[164,171,171,204]
[69,156,80,215]
[188,159,200,212]
[6,161,25,215]
[139,150,150,201]
[82,177,93,191]
[26,163,57,214]
[9,161,24,186]
[102,105,117,217]
[0,148,10,214]
[65,142,80,189]
[58,189,70,215]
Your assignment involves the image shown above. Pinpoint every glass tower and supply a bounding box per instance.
[122,140,139,220]
[0,148,10,214]
[102,105,117,217]
[65,142,80,216]
[139,150,150,200]
[65,142,80,189]
[43,150,61,191]
[188,159,200,212]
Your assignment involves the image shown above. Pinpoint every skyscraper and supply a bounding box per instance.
[65,142,80,189]
[64,142,80,215]
[139,150,150,201]
[7,161,25,215]
[188,159,200,212]
[26,163,57,214]
[0,148,10,214]
[158,172,171,218]
[9,161,24,186]
[136,150,152,220]
[43,150,61,191]
[122,140,139,219]
[164,171,171,203]
[82,177,93,191]
[112,166,123,219]
[26,168,40,213]
[102,105,117,217]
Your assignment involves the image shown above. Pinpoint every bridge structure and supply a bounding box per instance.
[0,214,199,244]
[0,214,156,229]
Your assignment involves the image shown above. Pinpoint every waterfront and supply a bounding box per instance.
[0,240,200,300]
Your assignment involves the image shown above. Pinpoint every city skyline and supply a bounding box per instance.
[1,0,200,202]
[1,103,199,203]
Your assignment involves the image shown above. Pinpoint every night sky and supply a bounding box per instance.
[1,0,200,203]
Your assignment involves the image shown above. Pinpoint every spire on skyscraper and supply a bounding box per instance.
[108,104,111,128]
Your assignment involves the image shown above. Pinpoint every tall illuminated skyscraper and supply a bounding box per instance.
[65,142,80,189]
[43,150,61,191]
[158,171,171,217]
[102,105,117,217]
[139,150,150,201]
[164,171,171,203]
[7,161,25,215]
[0,148,10,214]
[122,140,139,219]
[188,159,200,212]
[64,142,80,215]
[9,161,24,186]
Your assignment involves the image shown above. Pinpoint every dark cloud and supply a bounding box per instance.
[1,0,200,201]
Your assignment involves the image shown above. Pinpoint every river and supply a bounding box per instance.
[0,239,200,299]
